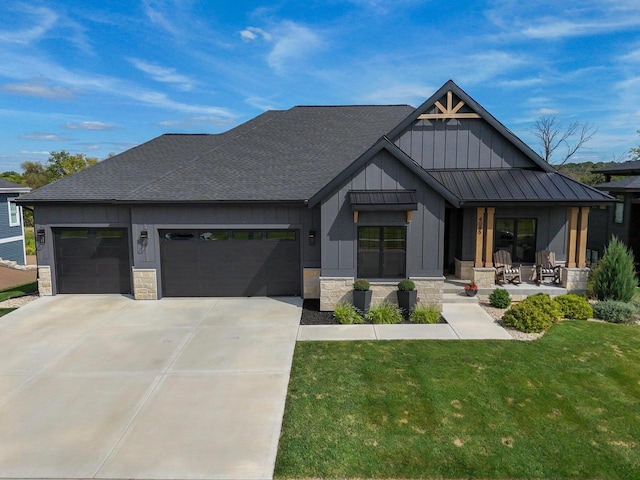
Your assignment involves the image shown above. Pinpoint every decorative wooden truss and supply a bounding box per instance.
[417,91,481,120]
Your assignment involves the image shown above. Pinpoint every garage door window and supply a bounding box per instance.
[164,232,194,241]
[266,231,296,241]
[97,230,124,239]
[60,230,89,239]
[200,231,229,241]
[232,231,262,240]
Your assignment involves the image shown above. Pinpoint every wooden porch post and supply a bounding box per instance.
[484,207,495,267]
[576,207,590,268]
[566,207,579,268]
[474,207,485,268]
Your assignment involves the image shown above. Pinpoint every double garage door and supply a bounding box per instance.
[160,229,301,297]
[53,227,300,297]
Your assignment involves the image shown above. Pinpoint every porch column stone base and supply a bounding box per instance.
[38,266,52,296]
[455,259,474,280]
[319,276,445,312]
[132,268,158,300]
[560,267,590,292]
[303,268,320,299]
[472,267,495,289]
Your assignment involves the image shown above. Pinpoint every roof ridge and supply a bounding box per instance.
[126,112,281,198]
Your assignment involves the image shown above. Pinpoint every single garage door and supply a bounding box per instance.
[53,228,132,294]
[160,229,300,297]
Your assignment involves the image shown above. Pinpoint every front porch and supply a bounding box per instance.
[443,275,568,303]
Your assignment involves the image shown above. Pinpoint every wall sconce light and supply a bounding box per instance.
[36,229,46,245]
[309,230,316,246]
[139,230,149,246]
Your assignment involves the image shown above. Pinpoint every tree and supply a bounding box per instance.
[20,161,51,190]
[591,236,638,302]
[0,171,24,185]
[630,129,640,161]
[531,116,597,165]
[19,151,99,190]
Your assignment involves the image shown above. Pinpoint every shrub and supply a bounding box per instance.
[502,294,562,333]
[333,302,364,324]
[353,279,370,291]
[397,279,415,291]
[593,301,638,324]
[553,293,593,321]
[592,236,638,302]
[410,303,440,324]
[489,288,511,308]
[366,302,403,324]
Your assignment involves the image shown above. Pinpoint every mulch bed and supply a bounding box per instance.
[300,299,446,325]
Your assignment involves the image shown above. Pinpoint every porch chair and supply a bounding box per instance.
[493,250,521,285]
[534,250,561,286]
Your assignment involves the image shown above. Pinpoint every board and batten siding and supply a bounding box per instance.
[394,118,537,170]
[130,204,320,270]
[321,149,444,278]
[458,205,568,263]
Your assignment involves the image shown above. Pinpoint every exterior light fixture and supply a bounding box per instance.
[309,230,316,246]
[36,229,46,245]
[139,230,149,246]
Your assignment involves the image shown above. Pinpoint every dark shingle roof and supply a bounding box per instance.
[595,176,640,191]
[20,106,414,203]
[427,169,612,204]
[0,179,30,192]
[593,160,640,175]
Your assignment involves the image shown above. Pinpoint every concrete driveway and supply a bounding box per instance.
[0,295,302,480]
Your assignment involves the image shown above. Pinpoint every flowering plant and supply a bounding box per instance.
[464,281,478,291]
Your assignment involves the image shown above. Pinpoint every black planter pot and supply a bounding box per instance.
[465,288,478,297]
[397,290,418,317]
[353,290,372,315]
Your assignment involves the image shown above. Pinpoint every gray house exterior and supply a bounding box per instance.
[0,179,30,265]
[17,81,612,308]
[588,160,640,268]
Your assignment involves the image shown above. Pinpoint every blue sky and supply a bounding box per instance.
[1,0,639,171]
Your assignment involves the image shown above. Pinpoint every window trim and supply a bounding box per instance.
[357,225,407,279]
[7,198,19,227]
[614,195,624,224]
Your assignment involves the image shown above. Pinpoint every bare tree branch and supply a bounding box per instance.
[530,116,597,165]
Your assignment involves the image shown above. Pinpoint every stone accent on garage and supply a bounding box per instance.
[38,265,52,296]
[320,277,353,311]
[303,268,320,299]
[132,268,158,300]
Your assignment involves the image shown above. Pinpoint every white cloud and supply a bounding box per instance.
[522,17,640,39]
[0,81,76,99]
[19,150,49,155]
[267,22,324,72]
[128,58,194,91]
[240,27,272,42]
[63,121,118,131]
[157,116,233,128]
[142,0,180,36]
[498,77,545,88]
[0,5,57,45]
[535,108,560,115]
[20,132,68,141]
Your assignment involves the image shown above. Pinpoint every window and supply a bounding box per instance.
[96,230,123,239]
[614,195,624,224]
[266,230,296,241]
[358,226,406,278]
[164,232,194,241]
[7,198,19,227]
[232,231,262,240]
[60,230,89,240]
[200,231,229,241]
[494,218,537,263]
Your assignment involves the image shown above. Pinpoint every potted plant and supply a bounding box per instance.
[352,278,372,314]
[397,279,417,318]
[464,281,478,297]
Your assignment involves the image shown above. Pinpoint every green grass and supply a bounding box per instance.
[275,322,640,479]
[0,281,38,302]
[0,307,16,317]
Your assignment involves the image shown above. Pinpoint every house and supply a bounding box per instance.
[17,81,613,309]
[588,160,640,268]
[0,179,30,266]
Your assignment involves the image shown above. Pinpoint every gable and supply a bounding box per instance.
[388,80,553,172]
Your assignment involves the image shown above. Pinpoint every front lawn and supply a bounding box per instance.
[276,322,640,479]
[0,281,38,302]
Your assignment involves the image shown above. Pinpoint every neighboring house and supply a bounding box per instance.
[588,160,640,268]
[0,179,30,266]
[17,81,613,308]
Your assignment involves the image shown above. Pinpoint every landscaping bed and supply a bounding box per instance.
[300,299,445,325]
[276,321,640,479]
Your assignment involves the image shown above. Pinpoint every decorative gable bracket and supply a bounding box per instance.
[417,90,480,120]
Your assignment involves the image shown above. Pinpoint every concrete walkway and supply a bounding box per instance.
[297,303,512,341]
[0,295,302,480]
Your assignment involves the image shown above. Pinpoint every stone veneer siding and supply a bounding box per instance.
[132,268,158,300]
[320,276,444,312]
[303,268,320,299]
[455,259,474,280]
[38,265,52,296]
[472,267,495,288]
[561,267,590,292]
